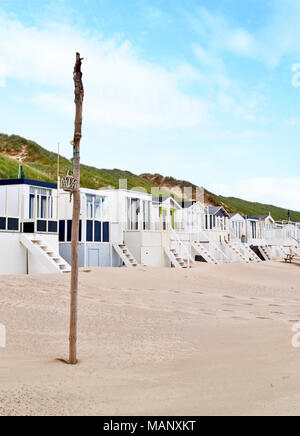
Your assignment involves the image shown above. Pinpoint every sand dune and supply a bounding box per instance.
[0,260,300,416]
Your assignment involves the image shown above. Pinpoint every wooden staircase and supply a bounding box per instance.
[164,247,190,268]
[113,244,139,267]
[20,234,71,273]
[258,245,272,261]
[224,238,249,263]
[239,242,262,262]
[191,241,219,264]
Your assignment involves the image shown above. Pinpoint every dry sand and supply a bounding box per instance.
[0,260,300,416]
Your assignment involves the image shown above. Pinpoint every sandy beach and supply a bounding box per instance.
[0,260,300,416]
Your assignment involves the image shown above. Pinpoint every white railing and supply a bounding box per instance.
[170,228,193,267]
[198,230,229,263]
[229,228,242,242]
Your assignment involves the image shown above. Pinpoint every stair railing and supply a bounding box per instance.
[198,230,229,264]
[170,228,193,268]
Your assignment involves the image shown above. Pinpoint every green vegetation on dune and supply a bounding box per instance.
[141,174,300,222]
[0,133,156,192]
[0,133,299,221]
[215,195,300,222]
[0,154,55,183]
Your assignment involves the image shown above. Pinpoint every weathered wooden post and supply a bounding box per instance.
[69,52,84,365]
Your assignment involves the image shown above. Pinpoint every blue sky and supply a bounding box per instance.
[0,0,300,209]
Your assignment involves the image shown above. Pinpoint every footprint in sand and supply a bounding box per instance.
[223,295,235,299]
[256,316,271,320]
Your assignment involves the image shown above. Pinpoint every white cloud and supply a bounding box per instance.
[0,12,209,129]
[225,28,255,56]
[283,116,300,128]
[0,9,267,131]
[191,1,300,68]
[192,44,222,69]
[211,178,300,211]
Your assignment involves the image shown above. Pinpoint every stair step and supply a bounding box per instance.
[114,244,139,268]
[20,235,70,274]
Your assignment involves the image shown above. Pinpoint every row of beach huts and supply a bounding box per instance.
[0,177,299,275]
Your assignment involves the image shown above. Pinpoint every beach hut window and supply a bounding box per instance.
[87,220,93,242]
[67,220,72,241]
[94,221,101,242]
[251,221,257,239]
[7,218,19,231]
[101,196,108,220]
[86,195,93,218]
[94,198,100,219]
[29,194,35,219]
[160,208,167,231]
[126,197,140,230]
[126,197,131,230]
[29,188,53,219]
[103,222,110,242]
[59,221,65,242]
[40,196,47,219]
[0,217,5,230]
[143,201,151,230]
[131,199,140,230]
[86,195,107,220]
[66,220,82,242]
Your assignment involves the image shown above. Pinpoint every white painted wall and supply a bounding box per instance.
[125,231,170,267]
[0,233,27,274]
[27,233,60,274]
[0,233,60,275]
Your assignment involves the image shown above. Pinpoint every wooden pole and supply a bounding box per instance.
[56,142,60,220]
[69,52,84,365]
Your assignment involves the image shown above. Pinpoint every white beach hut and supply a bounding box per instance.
[0,178,70,274]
